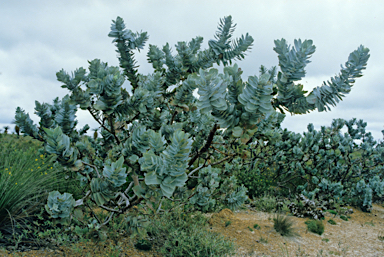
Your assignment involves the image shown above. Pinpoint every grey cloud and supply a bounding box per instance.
[0,0,383,139]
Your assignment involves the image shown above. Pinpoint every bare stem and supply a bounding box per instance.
[188,123,219,167]
[101,212,115,227]
[100,205,123,214]
[188,154,236,177]
[87,107,113,134]
[82,161,101,178]
[124,181,134,195]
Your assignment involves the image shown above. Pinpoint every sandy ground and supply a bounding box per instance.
[209,204,384,256]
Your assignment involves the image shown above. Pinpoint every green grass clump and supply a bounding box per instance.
[253,224,260,230]
[273,214,298,237]
[365,220,374,226]
[305,219,324,235]
[340,215,348,221]
[144,207,236,256]
[327,219,337,225]
[0,134,68,244]
[0,133,87,246]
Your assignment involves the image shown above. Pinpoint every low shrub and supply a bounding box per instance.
[143,207,236,256]
[327,219,337,225]
[251,194,279,213]
[305,219,324,235]
[286,194,324,220]
[340,215,349,221]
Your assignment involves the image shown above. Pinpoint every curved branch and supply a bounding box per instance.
[87,107,113,134]
[188,154,236,177]
[82,161,101,178]
[188,123,219,167]
[108,114,121,145]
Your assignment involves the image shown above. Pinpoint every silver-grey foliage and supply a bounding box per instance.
[13,16,370,231]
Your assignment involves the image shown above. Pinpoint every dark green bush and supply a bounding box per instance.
[135,239,152,251]
[327,219,337,225]
[305,219,324,235]
[234,167,275,198]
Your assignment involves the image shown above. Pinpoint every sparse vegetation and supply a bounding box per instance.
[378,231,384,241]
[365,220,375,226]
[142,207,236,256]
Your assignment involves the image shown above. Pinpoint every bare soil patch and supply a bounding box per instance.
[210,204,384,256]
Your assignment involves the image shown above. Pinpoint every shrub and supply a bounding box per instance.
[305,219,324,235]
[286,194,324,220]
[327,219,337,225]
[250,194,279,213]
[143,207,236,256]
[273,214,298,237]
[13,14,370,239]
[242,118,384,212]
[234,167,275,198]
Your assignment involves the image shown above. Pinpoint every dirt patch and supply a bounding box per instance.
[208,208,239,227]
[212,204,384,256]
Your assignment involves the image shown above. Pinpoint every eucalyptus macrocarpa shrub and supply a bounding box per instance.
[14,15,370,230]
[239,118,384,211]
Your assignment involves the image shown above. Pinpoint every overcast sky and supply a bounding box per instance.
[1,0,383,141]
